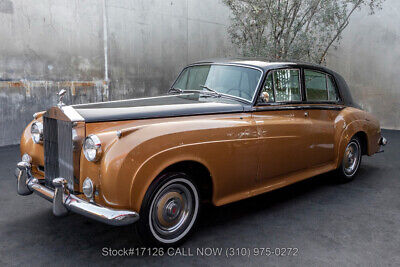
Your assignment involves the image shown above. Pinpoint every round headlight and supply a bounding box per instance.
[31,122,43,144]
[83,134,102,162]
[82,177,94,199]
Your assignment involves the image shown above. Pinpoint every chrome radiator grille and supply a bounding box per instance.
[43,117,74,191]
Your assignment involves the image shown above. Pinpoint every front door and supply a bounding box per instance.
[252,68,313,190]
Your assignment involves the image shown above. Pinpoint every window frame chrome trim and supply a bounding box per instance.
[254,66,345,108]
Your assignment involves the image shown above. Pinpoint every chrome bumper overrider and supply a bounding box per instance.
[377,136,387,153]
[379,136,387,146]
[15,161,139,226]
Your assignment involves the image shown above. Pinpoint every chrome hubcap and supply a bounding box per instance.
[155,190,188,231]
[165,198,181,220]
[344,141,360,176]
[149,178,198,243]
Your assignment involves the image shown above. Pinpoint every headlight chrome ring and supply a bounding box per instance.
[31,122,43,144]
[83,134,102,162]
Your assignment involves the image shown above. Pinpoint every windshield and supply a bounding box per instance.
[173,64,262,102]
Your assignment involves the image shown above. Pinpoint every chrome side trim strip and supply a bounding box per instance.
[253,104,345,112]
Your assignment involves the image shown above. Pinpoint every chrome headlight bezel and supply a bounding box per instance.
[83,134,102,162]
[31,122,43,144]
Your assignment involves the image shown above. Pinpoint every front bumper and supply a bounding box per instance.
[15,161,139,226]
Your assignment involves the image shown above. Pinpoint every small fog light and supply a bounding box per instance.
[82,177,94,199]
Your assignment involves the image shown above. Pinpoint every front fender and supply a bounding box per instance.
[20,114,45,173]
[95,114,258,212]
[128,145,214,212]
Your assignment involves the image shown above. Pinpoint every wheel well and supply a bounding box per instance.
[354,131,368,155]
[160,161,213,203]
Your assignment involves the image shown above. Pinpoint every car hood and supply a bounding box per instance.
[72,94,247,122]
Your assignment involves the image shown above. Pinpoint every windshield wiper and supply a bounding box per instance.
[199,85,252,103]
[168,87,183,94]
[168,86,225,99]
[200,85,221,97]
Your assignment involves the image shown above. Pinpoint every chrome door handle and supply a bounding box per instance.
[304,111,309,117]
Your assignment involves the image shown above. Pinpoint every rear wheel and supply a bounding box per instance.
[136,172,200,246]
[336,136,362,182]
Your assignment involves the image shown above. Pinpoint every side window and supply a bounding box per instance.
[273,69,301,102]
[305,69,339,102]
[305,70,328,101]
[258,73,274,103]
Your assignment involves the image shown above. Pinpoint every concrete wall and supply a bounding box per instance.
[0,0,399,146]
[0,0,233,146]
[106,0,233,99]
[326,0,400,130]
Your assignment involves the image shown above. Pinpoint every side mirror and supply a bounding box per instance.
[261,92,269,102]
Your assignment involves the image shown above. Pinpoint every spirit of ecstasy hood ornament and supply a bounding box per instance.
[57,89,67,108]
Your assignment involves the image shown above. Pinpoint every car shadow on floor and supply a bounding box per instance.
[8,162,381,253]
[197,163,380,228]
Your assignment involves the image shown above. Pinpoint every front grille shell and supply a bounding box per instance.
[43,107,85,192]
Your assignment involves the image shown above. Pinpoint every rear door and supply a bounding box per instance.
[302,69,342,167]
[253,68,313,188]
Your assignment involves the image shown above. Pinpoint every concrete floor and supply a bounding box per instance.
[0,129,399,266]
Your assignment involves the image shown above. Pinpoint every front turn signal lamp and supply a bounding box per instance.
[82,177,94,199]
[83,134,102,162]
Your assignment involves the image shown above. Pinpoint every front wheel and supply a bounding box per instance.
[136,172,200,246]
[336,136,362,182]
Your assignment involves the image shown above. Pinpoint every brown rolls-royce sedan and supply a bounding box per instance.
[16,59,387,246]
